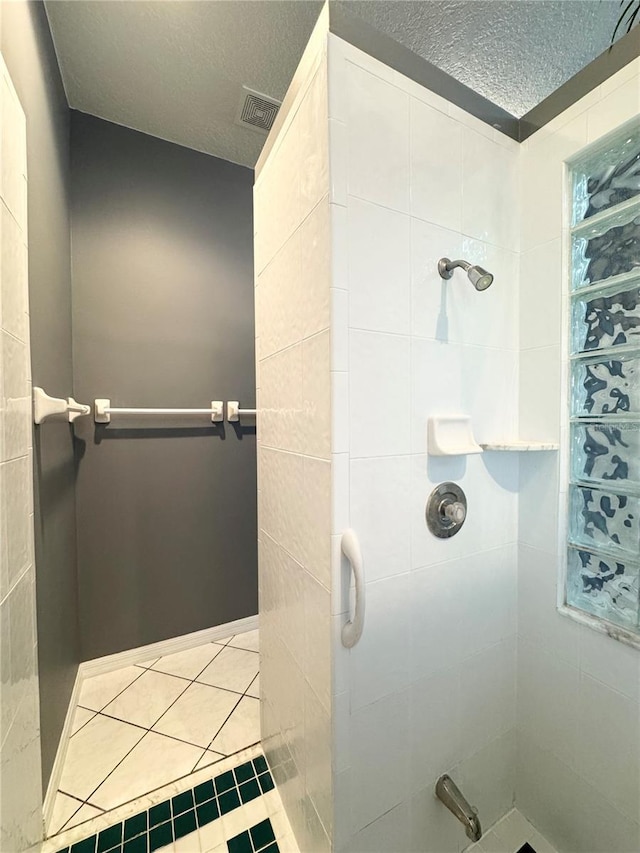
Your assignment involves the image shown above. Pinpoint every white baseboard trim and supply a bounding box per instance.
[80,614,259,680]
[43,666,83,835]
[43,614,258,835]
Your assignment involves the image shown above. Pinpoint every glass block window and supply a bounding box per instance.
[567,122,640,636]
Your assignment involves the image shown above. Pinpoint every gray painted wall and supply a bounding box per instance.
[70,112,257,661]
[1,0,79,792]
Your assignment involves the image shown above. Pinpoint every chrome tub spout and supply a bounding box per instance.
[435,774,482,842]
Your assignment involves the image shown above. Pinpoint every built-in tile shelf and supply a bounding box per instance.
[427,417,559,455]
[480,442,560,451]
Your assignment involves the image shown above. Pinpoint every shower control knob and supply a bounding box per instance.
[426,482,467,538]
[443,500,466,524]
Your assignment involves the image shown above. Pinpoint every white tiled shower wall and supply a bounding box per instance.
[517,60,640,853]
[257,22,640,853]
[327,37,521,853]
[254,11,334,853]
[0,55,43,851]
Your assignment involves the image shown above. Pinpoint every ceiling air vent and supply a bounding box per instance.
[235,87,281,134]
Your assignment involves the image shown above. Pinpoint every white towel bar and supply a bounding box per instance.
[34,387,91,425]
[341,528,365,648]
[94,399,224,424]
[227,401,256,422]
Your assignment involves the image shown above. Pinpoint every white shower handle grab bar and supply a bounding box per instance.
[94,399,224,424]
[341,528,365,648]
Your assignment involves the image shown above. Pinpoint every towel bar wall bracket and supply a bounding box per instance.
[33,387,91,425]
[227,401,256,422]
[94,399,224,424]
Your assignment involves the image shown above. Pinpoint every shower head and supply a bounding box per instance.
[437,258,494,291]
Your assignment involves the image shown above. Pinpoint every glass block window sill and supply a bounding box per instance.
[559,602,640,651]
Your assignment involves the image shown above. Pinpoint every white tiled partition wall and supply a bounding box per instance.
[254,8,333,853]
[0,55,43,851]
[517,60,640,853]
[327,36,521,853]
[257,12,640,853]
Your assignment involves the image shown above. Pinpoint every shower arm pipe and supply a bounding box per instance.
[94,399,224,424]
[438,258,472,278]
[227,401,256,422]
[341,528,365,648]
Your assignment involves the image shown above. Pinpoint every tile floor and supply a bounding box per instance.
[49,630,261,837]
[463,808,557,853]
[41,744,299,853]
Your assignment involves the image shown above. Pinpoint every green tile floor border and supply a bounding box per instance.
[227,817,279,853]
[54,755,275,853]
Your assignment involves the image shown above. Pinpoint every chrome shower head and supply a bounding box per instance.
[437,258,494,291]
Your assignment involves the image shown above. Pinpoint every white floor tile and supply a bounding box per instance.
[197,646,259,695]
[103,669,189,728]
[49,792,82,835]
[151,644,224,681]
[78,667,143,712]
[174,830,202,852]
[63,802,103,832]
[193,749,226,773]
[199,816,225,851]
[58,714,145,802]
[209,696,260,756]
[227,630,259,653]
[246,674,260,699]
[152,681,240,748]
[70,707,96,736]
[90,731,203,811]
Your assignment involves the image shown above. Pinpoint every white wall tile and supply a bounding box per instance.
[302,330,331,459]
[349,455,412,582]
[347,197,410,334]
[298,65,329,221]
[349,330,411,458]
[259,344,303,454]
[574,673,639,823]
[304,571,331,713]
[462,128,518,252]
[517,545,581,666]
[349,572,410,711]
[408,784,463,853]
[410,217,462,341]
[348,690,410,833]
[410,99,462,232]
[519,346,561,442]
[256,230,302,359]
[586,78,640,142]
[1,204,27,343]
[301,455,331,588]
[298,199,331,340]
[520,114,587,252]
[459,729,516,833]
[520,238,561,350]
[409,667,461,795]
[459,640,516,761]
[346,63,410,213]
[579,625,640,703]
[517,639,580,770]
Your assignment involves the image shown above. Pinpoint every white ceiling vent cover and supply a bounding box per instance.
[235,87,281,134]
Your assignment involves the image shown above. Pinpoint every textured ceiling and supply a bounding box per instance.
[45,1,323,168]
[342,0,624,117]
[46,0,625,168]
